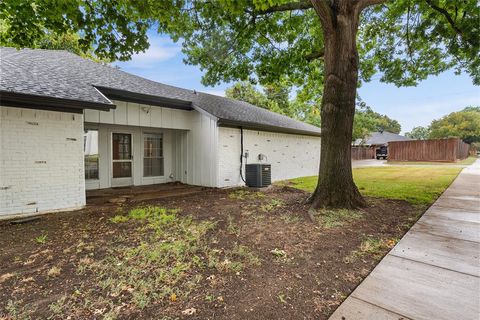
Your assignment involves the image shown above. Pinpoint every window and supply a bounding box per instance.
[144,133,164,177]
[84,129,99,180]
[112,133,132,178]
[112,133,132,160]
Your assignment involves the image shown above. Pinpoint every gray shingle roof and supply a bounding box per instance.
[193,92,321,134]
[353,131,412,146]
[0,47,320,136]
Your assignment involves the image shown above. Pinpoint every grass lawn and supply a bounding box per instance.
[288,166,462,205]
[387,156,478,166]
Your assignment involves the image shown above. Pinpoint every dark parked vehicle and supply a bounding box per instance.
[376,146,388,160]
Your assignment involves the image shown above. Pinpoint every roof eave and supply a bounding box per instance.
[95,86,194,111]
[217,119,321,137]
[0,90,114,113]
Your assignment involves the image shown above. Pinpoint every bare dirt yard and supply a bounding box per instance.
[0,183,422,320]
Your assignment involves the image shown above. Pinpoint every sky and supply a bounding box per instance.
[115,34,480,134]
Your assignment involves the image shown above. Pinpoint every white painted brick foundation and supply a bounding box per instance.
[0,106,85,217]
[217,127,320,187]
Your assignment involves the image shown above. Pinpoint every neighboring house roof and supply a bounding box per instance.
[353,131,412,146]
[0,47,320,136]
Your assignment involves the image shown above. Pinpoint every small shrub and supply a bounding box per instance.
[34,234,48,244]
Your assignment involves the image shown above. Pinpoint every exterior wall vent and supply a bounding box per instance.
[245,164,271,188]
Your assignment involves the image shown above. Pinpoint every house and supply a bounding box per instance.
[351,131,412,159]
[353,131,412,148]
[0,48,321,218]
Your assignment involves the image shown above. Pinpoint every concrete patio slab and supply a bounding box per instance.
[330,159,480,320]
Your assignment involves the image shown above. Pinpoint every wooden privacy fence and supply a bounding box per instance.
[351,146,374,160]
[388,138,470,162]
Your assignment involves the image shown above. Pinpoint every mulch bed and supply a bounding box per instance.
[0,185,421,319]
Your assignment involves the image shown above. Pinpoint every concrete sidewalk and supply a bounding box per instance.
[330,160,480,320]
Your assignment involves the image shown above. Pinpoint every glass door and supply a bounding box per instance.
[112,133,133,185]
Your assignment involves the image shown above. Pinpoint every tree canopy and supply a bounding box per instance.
[225,81,321,126]
[226,81,401,141]
[405,106,480,143]
[352,104,401,141]
[0,18,109,62]
[1,0,479,90]
[405,126,430,140]
[0,0,149,61]
[429,106,480,143]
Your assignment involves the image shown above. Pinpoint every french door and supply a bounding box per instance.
[112,133,133,186]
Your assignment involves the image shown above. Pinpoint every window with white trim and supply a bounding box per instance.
[143,133,164,177]
[84,129,99,180]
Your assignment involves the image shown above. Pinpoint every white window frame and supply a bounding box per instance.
[84,128,99,181]
[111,132,134,180]
[143,132,164,177]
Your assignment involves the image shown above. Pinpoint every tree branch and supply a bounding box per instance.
[425,0,463,38]
[356,0,387,13]
[406,2,413,57]
[310,0,334,33]
[305,49,325,61]
[256,1,313,14]
[353,0,386,26]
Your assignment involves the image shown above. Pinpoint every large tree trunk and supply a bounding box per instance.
[309,5,366,209]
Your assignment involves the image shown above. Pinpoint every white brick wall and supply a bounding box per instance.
[0,106,85,217]
[217,127,321,187]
